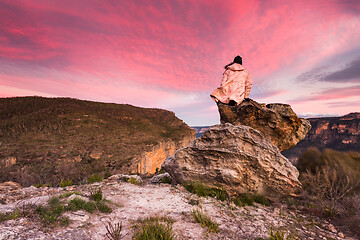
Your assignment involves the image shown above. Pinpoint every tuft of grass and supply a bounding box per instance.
[36,197,69,227]
[105,221,122,240]
[232,193,271,207]
[60,179,72,188]
[87,174,103,183]
[132,216,176,240]
[96,201,112,213]
[67,198,96,213]
[90,188,103,202]
[269,228,294,240]
[128,177,139,185]
[0,209,20,222]
[183,182,228,201]
[188,199,199,206]
[191,208,218,233]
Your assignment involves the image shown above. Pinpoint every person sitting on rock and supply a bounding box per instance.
[210,55,252,106]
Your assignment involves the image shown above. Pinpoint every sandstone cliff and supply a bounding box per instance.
[283,112,360,162]
[135,135,194,175]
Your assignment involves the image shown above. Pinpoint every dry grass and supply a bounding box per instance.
[297,148,360,237]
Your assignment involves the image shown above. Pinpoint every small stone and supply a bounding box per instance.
[338,232,344,238]
[328,224,337,233]
[273,208,280,214]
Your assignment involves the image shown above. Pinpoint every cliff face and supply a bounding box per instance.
[135,135,195,175]
[283,113,360,162]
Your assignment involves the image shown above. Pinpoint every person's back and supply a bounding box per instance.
[211,55,252,105]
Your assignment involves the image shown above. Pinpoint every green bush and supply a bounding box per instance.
[36,197,69,227]
[191,208,218,233]
[67,198,96,213]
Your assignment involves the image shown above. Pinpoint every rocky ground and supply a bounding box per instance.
[0,177,356,240]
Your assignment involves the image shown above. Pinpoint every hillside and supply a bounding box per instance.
[283,113,360,162]
[0,97,195,187]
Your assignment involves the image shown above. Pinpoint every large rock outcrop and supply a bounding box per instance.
[216,100,311,151]
[162,123,301,196]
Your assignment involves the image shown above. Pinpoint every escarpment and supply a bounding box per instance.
[0,97,195,186]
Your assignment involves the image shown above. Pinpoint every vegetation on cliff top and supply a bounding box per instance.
[0,96,194,186]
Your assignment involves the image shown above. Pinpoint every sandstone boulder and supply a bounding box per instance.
[216,100,311,151]
[162,123,301,196]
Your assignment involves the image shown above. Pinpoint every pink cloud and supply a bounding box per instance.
[290,85,360,104]
[0,0,360,125]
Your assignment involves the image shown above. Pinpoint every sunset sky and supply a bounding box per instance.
[1,0,359,125]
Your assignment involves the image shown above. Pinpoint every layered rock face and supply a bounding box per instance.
[135,135,195,174]
[216,100,311,151]
[162,124,301,196]
[283,113,360,162]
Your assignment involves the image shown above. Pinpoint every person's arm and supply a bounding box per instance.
[220,70,230,87]
[244,72,252,99]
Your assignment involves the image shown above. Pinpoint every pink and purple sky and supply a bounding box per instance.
[1,0,360,125]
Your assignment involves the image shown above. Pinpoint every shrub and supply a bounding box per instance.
[191,208,218,233]
[297,148,360,237]
[132,216,176,240]
[36,197,69,227]
[90,188,103,202]
[60,179,72,187]
[67,198,96,213]
[87,174,103,183]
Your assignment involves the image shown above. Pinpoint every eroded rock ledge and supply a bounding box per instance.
[216,100,311,151]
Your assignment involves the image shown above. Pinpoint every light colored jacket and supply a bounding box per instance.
[211,63,252,105]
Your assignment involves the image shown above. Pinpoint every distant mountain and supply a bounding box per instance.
[0,97,195,186]
[282,113,360,162]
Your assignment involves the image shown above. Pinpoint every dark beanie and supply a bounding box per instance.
[233,55,242,65]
